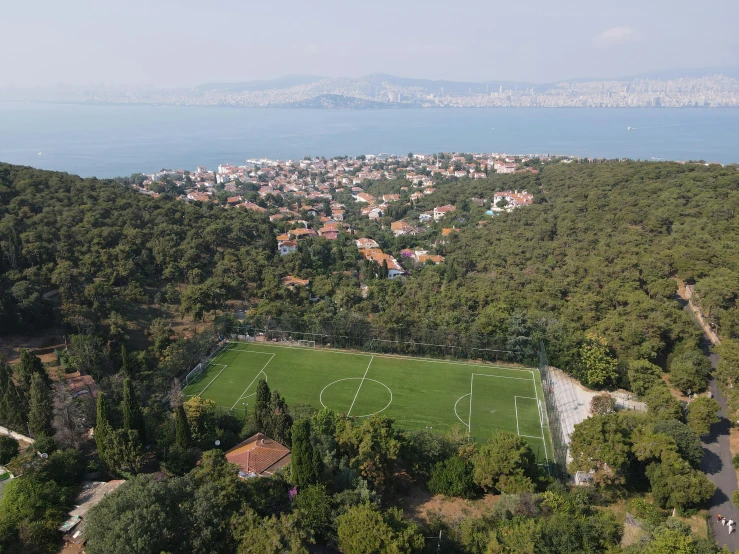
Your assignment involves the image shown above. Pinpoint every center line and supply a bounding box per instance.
[347,356,373,416]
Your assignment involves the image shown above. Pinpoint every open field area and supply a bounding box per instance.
[184,341,553,464]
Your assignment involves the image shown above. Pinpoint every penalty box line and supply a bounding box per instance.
[196,364,228,397]
[467,372,541,439]
[229,353,275,412]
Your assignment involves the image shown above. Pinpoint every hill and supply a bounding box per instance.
[278,93,417,109]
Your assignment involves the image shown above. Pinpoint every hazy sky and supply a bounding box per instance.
[2,0,738,87]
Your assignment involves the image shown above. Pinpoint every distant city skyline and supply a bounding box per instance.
[2,0,738,88]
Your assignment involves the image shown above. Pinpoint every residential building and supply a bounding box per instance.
[225,433,292,478]
[433,204,457,221]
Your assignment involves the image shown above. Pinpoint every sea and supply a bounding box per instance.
[1,102,738,178]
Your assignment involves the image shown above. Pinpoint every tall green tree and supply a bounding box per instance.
[336,416,400,494]
[686,396,720,437]
[120,344,131,376]
[578,333,619,388]
[254,379,271,433]
[268,391,293,446]
[568,414,630,486]
[28,373,53,437]
[95,392,114,467]
[472,431,537,494]
[16,349,49,393]
[174,404,191,449]
[0,358,25,430]
[122,377,146,444]
[291,419,321,488]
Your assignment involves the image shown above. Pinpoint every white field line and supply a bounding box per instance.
[226,349,274,354]
[454,393,471,430]
[197,365,228,397]
[468,374,474,434]
[532,370,551,473]
[229,354,275,411]
[347,357,373,417]
[514,397,520,435]
[472,373,534,382]
[520,434,544,440]
[234,341,533,373]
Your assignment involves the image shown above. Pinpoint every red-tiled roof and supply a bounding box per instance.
[225,433,291,477]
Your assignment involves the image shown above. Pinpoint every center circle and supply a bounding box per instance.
[319,378,393,418]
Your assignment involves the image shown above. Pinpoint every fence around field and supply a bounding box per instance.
[183,341,230,386]
[538,343,573,481]
[224,315,516,364]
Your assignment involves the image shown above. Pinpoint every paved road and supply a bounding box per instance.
[678,297,739,550]
[700,376,739,550]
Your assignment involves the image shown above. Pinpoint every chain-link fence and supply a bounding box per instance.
[223,314,520,364]
[538,343,569,481]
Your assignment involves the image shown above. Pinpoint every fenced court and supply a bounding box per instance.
[183,341,554,465]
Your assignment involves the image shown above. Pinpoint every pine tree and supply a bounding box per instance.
[17,349,50,393]
[95,392,114,466]
[174,404,191,449]
[28,373,53,437]
[291,419,315,488]
[122,378,146,444]
[0,359,26,430]
[254,379,271,433]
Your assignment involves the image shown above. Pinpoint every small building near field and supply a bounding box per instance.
[226,433,291,478]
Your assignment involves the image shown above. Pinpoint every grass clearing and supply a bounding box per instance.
[183,341,553,464]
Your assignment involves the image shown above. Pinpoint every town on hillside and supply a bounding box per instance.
[123,152,544,281]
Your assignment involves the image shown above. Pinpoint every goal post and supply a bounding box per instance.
[184,363,203,386]
[298,340,316,348]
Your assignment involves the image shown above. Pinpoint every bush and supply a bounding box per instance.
[0,436,19,465]
[427,456,477,499]
[733,491,739,509]
[590,394,616,415]
[733,454,739,470]
[32,435,58,456]
[628,498,667,527]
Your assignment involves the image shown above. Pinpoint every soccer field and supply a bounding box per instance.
[183,342,553,464]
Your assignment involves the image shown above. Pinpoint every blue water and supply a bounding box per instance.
[0,102,738,177]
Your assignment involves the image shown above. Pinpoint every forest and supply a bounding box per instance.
[1,160,739,553]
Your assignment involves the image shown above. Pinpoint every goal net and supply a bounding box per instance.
[298,340,316,348]
[539,400,550,429]
[184,363,203,386]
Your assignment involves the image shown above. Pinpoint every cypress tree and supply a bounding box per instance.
[311,444,323,483]
[254,379,271,433]
[122,378,146,444]
[381,259,389,279]
[0,359,25,430]
[291,419,314,488]
[28,373,53,437]
[269,391,293,446]
[120,344,130,377]
[95,392,113,466]
[174,404,191,449]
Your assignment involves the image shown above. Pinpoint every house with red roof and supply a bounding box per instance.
[433,204,457,221]
[225,433,291,478]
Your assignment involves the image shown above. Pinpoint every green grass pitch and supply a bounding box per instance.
[183,342,554,464]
